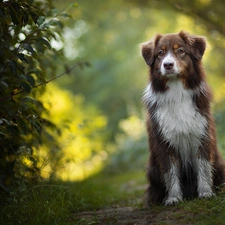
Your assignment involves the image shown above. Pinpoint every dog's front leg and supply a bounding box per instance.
[164,163,183,206]
[196,157,214,198]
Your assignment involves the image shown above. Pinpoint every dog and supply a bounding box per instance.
[141,31,225,206]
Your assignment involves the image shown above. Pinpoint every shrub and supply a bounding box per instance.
[0,0,67,192]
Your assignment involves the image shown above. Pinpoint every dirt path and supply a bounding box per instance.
[74,182,186,225]
[74,206,184,225]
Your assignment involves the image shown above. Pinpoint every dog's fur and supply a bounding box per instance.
[141,31,225,206]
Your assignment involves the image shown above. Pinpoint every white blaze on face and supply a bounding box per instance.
[161,53,179,76]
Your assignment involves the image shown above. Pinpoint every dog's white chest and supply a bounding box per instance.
[144,81,207,164]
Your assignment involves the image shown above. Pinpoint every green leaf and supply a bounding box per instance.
[9,8,20,25]
[45,31,57,39]
[17,54,28,63]
[22,11,29,26]
[51,8,58,15]
[26,75,35,87]
[30,11,39,24]
[22,44,37,58]
[8,60,17,75]
[28,68,46,83]
[23,44,34,54]
[23,96,38,105]
[21,82,31,93]
[37,16,45,26]
[49,19,63,29]
[1,119,11,126]
[37,38,51,50]
[60,13,72,18]
[32,120,42,134]
[1,81,8,88]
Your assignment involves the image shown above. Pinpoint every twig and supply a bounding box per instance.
[0,62,83,101]
[36,62,82,87]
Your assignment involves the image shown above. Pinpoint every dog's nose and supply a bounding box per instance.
[164,62,174,70]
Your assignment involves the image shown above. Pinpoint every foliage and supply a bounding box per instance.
[0,0,69,191]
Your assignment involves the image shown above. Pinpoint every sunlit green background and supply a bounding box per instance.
[36,0,225,181]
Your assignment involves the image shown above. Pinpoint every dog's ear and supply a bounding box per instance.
[140,34,162,66]
[179,31,206,60]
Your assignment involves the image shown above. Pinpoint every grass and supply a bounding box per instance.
[1,169,225,225]
[148,191,225,225]
[180,196,225,225]
[0,170,146,225]
[0,184,71,225]
[69,169,146,212]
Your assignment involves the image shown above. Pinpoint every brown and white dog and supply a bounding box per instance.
[141,31,225,206]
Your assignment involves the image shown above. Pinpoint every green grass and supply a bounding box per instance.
[0,184,71,225]
[180,196,225,225]
[69,170,146,212]
[1,170,225,225]
[148,191,225,225]
[0,170,146,225]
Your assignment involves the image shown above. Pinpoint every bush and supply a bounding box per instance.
[0,0,67,192]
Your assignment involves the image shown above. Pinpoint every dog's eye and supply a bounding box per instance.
[177,48,185,54]
[158,50,164,58]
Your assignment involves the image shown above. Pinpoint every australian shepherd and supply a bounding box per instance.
[141,31,225,206]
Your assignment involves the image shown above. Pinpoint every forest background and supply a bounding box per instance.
[1,0,225,224]
[44,0,225,181]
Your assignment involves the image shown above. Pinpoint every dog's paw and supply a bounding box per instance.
[199,192,215,199]
[164,197,182,206]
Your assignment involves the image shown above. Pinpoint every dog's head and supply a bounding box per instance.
[141,31,206,81]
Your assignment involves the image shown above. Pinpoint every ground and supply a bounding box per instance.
[74,206,186,225]
[2,170,225,225]
[72,171,225,225]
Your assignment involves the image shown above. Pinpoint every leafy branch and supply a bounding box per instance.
[1,2,78,76]
[0,61,89,101]
[0,0,88,188]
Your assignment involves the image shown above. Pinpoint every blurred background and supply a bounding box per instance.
[3,0,225,185]
[39,0,225,181]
